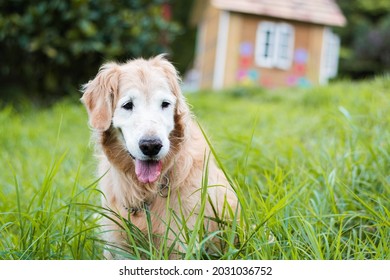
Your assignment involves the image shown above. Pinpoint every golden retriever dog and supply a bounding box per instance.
[81,55,238,258]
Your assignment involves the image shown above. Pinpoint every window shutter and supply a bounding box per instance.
[320,28,341,84]
[255,21,276,68]
[275,23,294,70]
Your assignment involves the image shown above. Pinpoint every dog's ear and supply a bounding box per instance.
[81,62,120,131]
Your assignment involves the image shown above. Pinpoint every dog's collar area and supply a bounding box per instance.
[123,175,170,215]
[123,202,149,215]
[158,175,169,198]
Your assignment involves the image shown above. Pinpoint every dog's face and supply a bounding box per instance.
[82,56,189,184]
[112,71,176,183]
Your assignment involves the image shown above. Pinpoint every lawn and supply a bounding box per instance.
[0,78,389,260]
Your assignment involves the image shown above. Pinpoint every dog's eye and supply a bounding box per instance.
[161,101,171,109]
[122,101,134,111]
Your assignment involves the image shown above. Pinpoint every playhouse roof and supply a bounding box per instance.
[210,0,346,27]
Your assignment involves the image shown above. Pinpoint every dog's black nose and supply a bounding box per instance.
[139,138,163,156]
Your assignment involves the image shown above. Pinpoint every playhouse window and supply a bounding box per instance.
[255,22,294,70]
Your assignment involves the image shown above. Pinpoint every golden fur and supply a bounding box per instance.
[81,55,238,258]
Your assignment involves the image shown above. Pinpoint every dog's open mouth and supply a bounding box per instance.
[135,159,162,184]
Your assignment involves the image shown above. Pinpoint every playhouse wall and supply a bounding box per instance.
[224,13,325,88]
[195,3,221,89]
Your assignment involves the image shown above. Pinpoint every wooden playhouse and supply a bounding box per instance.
[191,0,346,89]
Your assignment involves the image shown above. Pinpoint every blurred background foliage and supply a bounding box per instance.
[336,0,390,79]
[0,0,188,102]
[0,0,389,102]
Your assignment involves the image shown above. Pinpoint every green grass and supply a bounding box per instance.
[0,78,389,259]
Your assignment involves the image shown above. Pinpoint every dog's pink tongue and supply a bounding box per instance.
[135,160,162,184]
